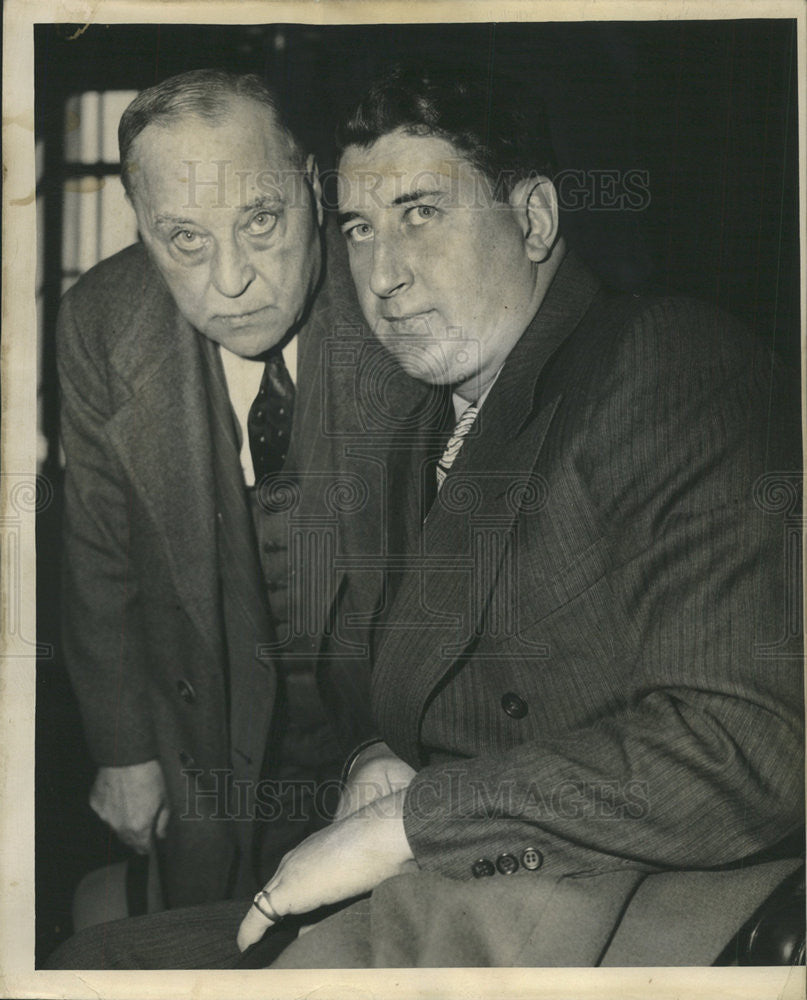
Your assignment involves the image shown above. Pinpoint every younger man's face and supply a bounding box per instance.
[337,128,543,400]
[129,96,322,358]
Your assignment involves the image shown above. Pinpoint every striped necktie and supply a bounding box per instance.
[436,403,479,492]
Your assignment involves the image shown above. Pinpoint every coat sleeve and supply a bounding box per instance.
[402,299,804,880]
[57,286,157,766]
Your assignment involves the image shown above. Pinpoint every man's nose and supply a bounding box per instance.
[211,240,256,297]
[369,236,412,299]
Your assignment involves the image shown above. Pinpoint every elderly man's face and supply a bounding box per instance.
[128,97,322,357]
[337,129,544,400]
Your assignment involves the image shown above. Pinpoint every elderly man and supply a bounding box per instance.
[50,62,803,968]
[57,68,415,912]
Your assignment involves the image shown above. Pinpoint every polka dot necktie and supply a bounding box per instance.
[247,349,295,482]
[436,403,479,492]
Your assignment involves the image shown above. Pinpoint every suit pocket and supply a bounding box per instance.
[516,533,613,632]
[487,531,639,674]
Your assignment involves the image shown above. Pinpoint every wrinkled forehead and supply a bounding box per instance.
[129,101,303,207]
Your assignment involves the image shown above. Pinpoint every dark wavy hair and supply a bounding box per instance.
[118,69,304,196]
[336,61,556,201]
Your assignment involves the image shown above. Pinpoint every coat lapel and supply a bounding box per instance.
[372,251,602,764]
[104,265,224,662]
[281,274,351,649]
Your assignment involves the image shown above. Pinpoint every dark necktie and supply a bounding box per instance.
[247,349,295,482]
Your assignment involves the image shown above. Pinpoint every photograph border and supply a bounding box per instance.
[2,1,805,997]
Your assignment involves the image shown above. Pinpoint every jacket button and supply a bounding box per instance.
[178,750,195,767]
[176,679,196,704]
[501,692,528,719]
[471,858,496,878]
[521,847,543,871]
[496,853,519,875]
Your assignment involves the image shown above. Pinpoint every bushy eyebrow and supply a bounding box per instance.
[336,210,361,227]
[337,189,444,227]
[242,194,284,213]
[153,213,202,229]
[391,189,442,206]
[154,194,283,229]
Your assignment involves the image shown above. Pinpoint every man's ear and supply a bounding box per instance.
[306,154,324,227]
[509,175,559,262]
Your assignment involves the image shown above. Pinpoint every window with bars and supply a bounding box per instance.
[37,90,139,468]
[60,90,140,293]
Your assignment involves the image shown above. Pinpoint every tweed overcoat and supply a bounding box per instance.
[57,232,420,906]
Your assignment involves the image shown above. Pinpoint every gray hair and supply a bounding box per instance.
[118,68,304,196]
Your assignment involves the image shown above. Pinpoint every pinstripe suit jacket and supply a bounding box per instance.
[370,252,803,913]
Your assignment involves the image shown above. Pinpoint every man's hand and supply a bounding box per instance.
[89,760,169,854]
[334,741,416,821]
[237,787,416,952]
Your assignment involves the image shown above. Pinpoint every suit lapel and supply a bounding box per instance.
[104,269,224,662]
[200,335,277,782]
[281,276,349,648]
[372,394,562,764]
[396,386,452,555]
[373,252,602,764]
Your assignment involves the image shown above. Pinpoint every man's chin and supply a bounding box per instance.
[381,342,458,386]
[204,319,288,359]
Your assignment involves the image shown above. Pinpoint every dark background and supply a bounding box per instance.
[34,19,801,963]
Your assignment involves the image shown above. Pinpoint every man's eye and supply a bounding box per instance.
[407,205,438,226]
[246,212,278,236]
[171,229,205,251]
[344,222,373,244]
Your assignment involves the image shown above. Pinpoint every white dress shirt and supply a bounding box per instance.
[450,370,500,422]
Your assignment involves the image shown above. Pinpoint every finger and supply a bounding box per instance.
[117,820,153,855]
[237,898,278,952]
[237,872,293,952]
[124,830,152,855]
[154,804,170,840]
[88,794,108,823]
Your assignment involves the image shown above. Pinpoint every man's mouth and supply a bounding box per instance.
[219,306,274,327]
[381,309,436,332]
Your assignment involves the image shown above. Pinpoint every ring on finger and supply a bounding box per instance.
[252,889,283,922]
